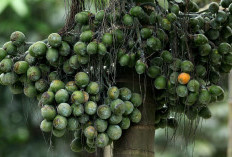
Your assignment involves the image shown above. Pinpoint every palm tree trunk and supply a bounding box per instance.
[113,70,156,157]
[228,71,232,157]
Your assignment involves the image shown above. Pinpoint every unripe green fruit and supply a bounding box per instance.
[26,66,41,82]
[97,105,111,119]
[135,60,146,74]
[74,42,87,56]
[215,10,227,23]
[78,114,89,124]
[199,106,212,119]
[25,53,36,65]
[147,37,162,51]
[113,29,124,45]
[199,43,211,56]
[161,18,171,31]
[130,6,143,17]
[67,118,79,131]
[53,115,67,130]
[0,58,13,72]
[71,91,85,104]
[196,65,206,78]
[75,72,90,88]
[24,84,37,98]
[65,81,78,93]
[98,43,107,55]
[87,42,98,55]
[55,89,69,103]
[199,89,211,104]
[72,104,84,116]
[46,48,59,64]
[95,10,105,21]
[187,80,200,92]
[130,93,142,107]
[194,34,208,46]
[84,126,97,139]
[59,41,70,56]
[119,54,130,66]
[167,13,177,23]
[110,99,125,115]
[123,14,133,26]
[9,82,23,94]
[94,119,108,132]
[170,4,179,15]
[50,80,65,93]
[29,41,47,57]
[70,138,83,152]
[75,12,89,25]
[96,133,109,148]
[176,85,188,97]
[77,54,89,65]
[69,55,80,70]
[52,129,66,137]
[13,61,29,74]
[41,105,56,121]
[85,101,97,115]
[218,42,231,54]
[57,103,72,117]
[86,82,100,95]
[48,71,59,82]
[48,33,62,48]
[107,125,122,140]
[107,86,119,99]
[102,33,113,47]
[40,119,52,132]
[161,50,173,63]
[3,41,17,56]
[154,75,166,89]
[0,48,7,61]
[181,60,194,73]
[120,117,130,130]
[123,101,134,115]
[147,66,161,79]
[186,92,198,106]
[130,108,141,123]
[119,88,132,101]
[141,28,152,39]
[1,72,18,85]
[169,72,178,84]
[208,85,224,97]
[35,79,48,93]
[89,93,100,102]
[63,60,75,75]
[80,30,93,42]
[10,31,25,46]
[109,114,122,125]
[40,91,54,104]
[221,0,232,8]
[206,29,219,40]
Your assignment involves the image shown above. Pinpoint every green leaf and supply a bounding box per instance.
[0,0,10,14]
[157,0,169,10]
[10,0,28,17]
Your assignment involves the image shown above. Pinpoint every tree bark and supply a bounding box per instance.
[113,71,156,157]
[228,71,232,157]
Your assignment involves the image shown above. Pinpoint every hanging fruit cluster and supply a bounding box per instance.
[0,0,232,153]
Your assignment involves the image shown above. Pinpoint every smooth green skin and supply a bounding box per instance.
[52,128,66,137]
[208,85,224,97]
[196,65,206,78]
[147,66,161,79]
[35,79,48,92]
[109,114,122,125]
[84,126,97,139]
[48,33,62,48]
[0,58,13,72]
[85,101,97,115]
[154,75,166,89]
[170,4,180,15]
[97,105,111,120]
[40,119,52,132]
[181,60,194,73]
[46,48,59,64]
[50,80,65,93]
[167,13,177,23]
[40,91,54,104]
[130,93,142,107]
[96,133,109,148]
[59,41,70,56]
[140,28,152,39]
[72,104,84,116]
[80,30,93,42]
[9,83,23,94]
[0,48,7,61]
[78,114,89,124]
[48,72,59,82]
[120,117,131,130]
[113,29,124,44]
[27,66,41,82]
[161,50,173,63]
[86,82,100,95]
[69,55,80,70]
[122,14,133,26]
[65,81,78,93]
[53,115,67,130]
[186,92,198,105]
[13,61,29,74]
[209,2,219,13]
[123,101,134,116]
[87,42,98,55]
[10,31,25,46]
[3,41,17,56]
[67,118,79,131]
[199,44,211,56]
[24,84,37,98]
[147,37,162,51]
[29,41,47,57]
[96,10,105,21]
[130,108,142,123]
[215,11,227,23]
[77,54,89,65]
[75,12,88,25]
[135,60,146,74]
[218,42,231,54]
[57,103,72,117]
[75,72,90,88]
[161,18,171,31]
[55,89,69,104]
[25,53,36,65]
[119,88,132,101]
[130,6,143,17]
[110,99,125,115]
[98,43,107,55]
[194,34,208,46]
[71,91,85,104]
[107,86,119,100]
[176,85,188,97]
[199,89,211,104]
[94,119,108,132]
[119,54,130,66]
[102,33,113,47]
[187,80,200,92]
[206,29,220,40]
[41,105,56,121]
[63,60,75,75]
[199,106,212,119]
[169,72,178,84]
[74,42,87,56]
[107,125,122,140]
